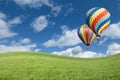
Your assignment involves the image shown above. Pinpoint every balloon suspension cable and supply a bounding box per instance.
[96,35,101,41]
[86,45,90,50]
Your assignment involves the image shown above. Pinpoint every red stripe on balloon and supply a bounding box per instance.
[92,9,108,32]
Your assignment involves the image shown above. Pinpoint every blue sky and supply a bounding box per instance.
[0,0,120,58]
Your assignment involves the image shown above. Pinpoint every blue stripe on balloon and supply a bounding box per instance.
[95,13,110,33]
[86,7,100,25]
[96,17,111,33]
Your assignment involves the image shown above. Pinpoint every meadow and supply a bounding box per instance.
[0,52,120,80]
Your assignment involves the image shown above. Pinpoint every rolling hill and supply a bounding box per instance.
[0,52,120,80]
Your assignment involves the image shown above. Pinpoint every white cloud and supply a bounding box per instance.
[71,46,83,55]
[0,19,17,38]
[0,12,6,19]
[103,21,120,39]
[34,49,41,52]
[9,17,21,25]
[43,25,81,48]
[75,51,104,58]
[52,46,82,56]
[21,38,31,44]
[0,38,38,53]
[14,0,41,7]
[52,42,120,58]
[43,40,56,47]
[14,0,50,8]
[106,43,120,55]
[0,12,22,39]
[0,44,36,53]
[14,0,62,16]
[31,16,48,32]
[52,46,105,58]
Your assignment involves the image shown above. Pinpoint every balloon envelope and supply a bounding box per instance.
[77,24,96,47]
[86,7,111,39]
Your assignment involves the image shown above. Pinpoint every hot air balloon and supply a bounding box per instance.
[86,7,111,40]
[77,24,96,48]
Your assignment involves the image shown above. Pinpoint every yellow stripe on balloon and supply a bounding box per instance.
[90,34,96,44]
[89,8,105,29]
[81,26,87,44]
[98,21,110,34]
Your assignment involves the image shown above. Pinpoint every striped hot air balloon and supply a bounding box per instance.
[86,7,111,40]
[78,24,96,48]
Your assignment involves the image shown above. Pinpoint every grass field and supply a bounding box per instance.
[0,52,120,80]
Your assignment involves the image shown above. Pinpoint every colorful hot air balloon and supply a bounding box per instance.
[86,7,111,40]
[78,24,96,48]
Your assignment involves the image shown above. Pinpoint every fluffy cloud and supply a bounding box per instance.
[43,25,81,48]
[34,49,41,52]
[0,38,38,53]
[52,42,120,58]
[103,21,120,39]
[106,43,120,55]
[0,12,6,19]
[75,51,105,58]
[21,38,31,44]
[0,19,17,38]
[52,46,82,56]
[52,46,105,58]
[9,17,21,25]
[43,40,56,47]
[14,0,62,16]
[0,12,21,39]
[0,44,36,53]
[14,0,52,8]
[31,16,48,32]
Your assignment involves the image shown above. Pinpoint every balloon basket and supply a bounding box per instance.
[96,35,101,41]
[86,46,90,49]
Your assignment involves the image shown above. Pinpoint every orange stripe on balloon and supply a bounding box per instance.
[92,9,108,32]
[89,8,104,29]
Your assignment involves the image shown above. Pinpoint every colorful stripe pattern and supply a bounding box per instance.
[78,24,96,46]
[86,7,111,35]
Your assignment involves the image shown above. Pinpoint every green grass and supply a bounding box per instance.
[0,52,120,80]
